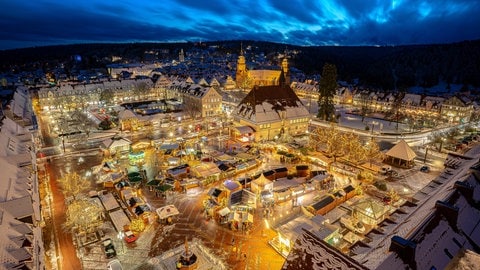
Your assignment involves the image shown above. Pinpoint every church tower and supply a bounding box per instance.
[179,49,185,62]
[235,44,248,88]
[281,56,290,86]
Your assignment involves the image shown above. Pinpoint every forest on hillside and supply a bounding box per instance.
[1,39,479,90]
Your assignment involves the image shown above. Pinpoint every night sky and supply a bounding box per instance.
[1,0,479,50]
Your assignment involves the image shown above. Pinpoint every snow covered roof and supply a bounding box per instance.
[251,174,273,187]
[385,139,417,161]
[234,85,309,124]
[191,162,222,178]
[282,229,368,270]
[0,196,34,220]
[357,145,480,270]
[101,137,131,149]
[0,196,35,269]
[118,109,137,119]
[402,93,422,105]
[276,215,328,243]
[0,156,33,202]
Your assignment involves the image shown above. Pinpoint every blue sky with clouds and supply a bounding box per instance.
[1,0,479,50]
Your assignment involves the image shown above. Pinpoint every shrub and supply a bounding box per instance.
[373,180,388,191]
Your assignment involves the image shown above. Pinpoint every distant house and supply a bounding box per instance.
[441,95,474,123]
[166,80,223,119]
[0,92,43,270]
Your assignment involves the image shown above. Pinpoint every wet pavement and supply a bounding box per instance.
[142,186,285,270]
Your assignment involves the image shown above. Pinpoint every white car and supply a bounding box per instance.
[107,259,123,270]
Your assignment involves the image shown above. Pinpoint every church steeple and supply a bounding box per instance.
[179,49,185,62]
[281,55,290,86]
[236,42,247,88]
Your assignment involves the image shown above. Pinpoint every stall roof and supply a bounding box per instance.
[233,125,255,134]
[191,162,221,177]
[156,204,180,220]
[385,139,416,161]
[310,195,335,211]
[208,188,222,197]
[160,143,179,150]
[218,207,230,217]
[156,184,173,192]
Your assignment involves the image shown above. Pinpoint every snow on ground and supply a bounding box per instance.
[355,145,480,269]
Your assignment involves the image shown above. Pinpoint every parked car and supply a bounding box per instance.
[102,238,116,259]
[124,230,137,243]
[420,166,430,173]
[382,196,392,205]
[107,259,123,270]
[380,165,392,175]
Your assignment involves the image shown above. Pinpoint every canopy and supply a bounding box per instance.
[218,207,231,217]
[385,139,416,161]
[251,174,273,193]
[128,176,143,183]
[156,204,180,220]
[155,184,173,192]
[146,179,161,186]
[128,171,141,179]
[191,162,221,178]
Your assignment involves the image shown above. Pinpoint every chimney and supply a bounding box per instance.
[389,236,417,269]
[454,181,474,200]
[435,200,459,230]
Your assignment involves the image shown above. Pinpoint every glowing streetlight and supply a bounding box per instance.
[117,231,125,254]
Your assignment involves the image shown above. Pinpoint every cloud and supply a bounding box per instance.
[0,0,479,50]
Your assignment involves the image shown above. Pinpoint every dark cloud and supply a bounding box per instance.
[0,0,479,50]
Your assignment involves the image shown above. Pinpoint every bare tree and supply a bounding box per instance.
[182,97,202,119]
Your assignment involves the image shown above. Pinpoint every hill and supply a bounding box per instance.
[1,39,479,90]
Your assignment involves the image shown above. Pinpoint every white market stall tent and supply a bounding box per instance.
[156,204,180,220]
[251,173,273,194]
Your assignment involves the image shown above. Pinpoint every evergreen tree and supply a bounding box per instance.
[317,63,337,121]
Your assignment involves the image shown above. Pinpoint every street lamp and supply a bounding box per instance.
[117,231,125,254]
[423,145,429,163]
[371,121,378,135]
[439,138,446,153]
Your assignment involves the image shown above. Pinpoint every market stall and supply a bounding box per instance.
[156,204,180,224]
